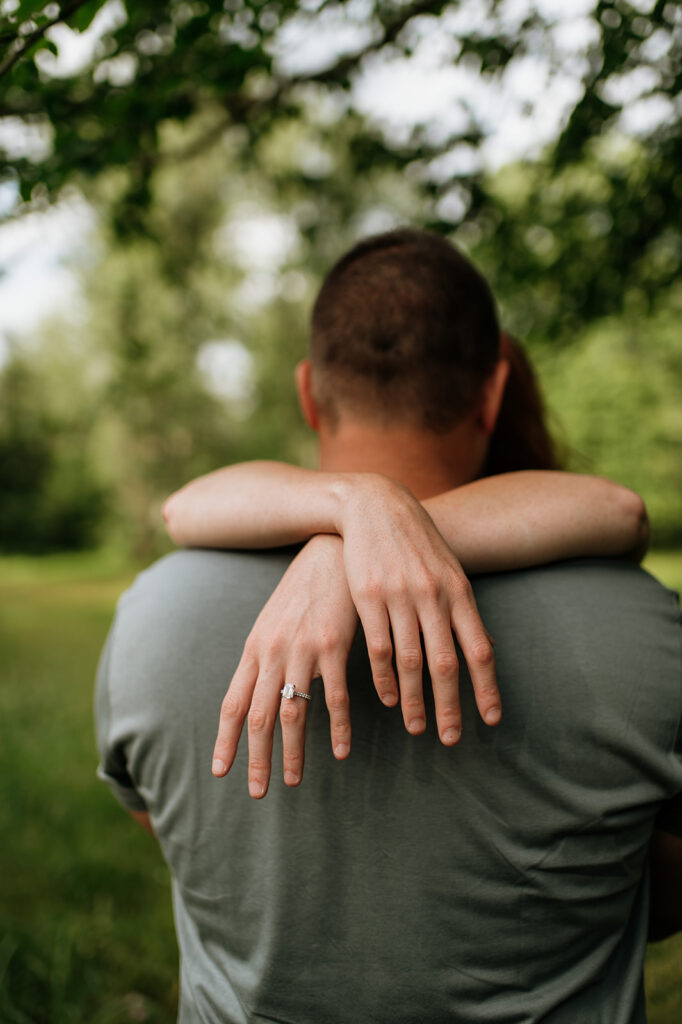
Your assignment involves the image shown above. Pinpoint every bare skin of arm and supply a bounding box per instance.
[164,466,648,716]
[163,464,649,569]
[163,464,649,797]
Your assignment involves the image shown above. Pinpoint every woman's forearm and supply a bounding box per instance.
[163,463,649,569]
[424,471,649,572]
[163,462,348,548]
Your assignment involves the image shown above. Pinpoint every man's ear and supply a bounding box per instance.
[295,359,320,431]
[478,357,510,436]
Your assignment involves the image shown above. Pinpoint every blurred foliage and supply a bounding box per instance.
[0,345,106,552]
[0,0,680,554]
[1,0,680,320]
[537,297,682,546]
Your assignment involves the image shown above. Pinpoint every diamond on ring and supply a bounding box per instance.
[280,683,312,701]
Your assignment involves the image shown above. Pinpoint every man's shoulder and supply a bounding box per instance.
[121,551,678,628]
[119,546,298,612]
[471,558,680,672]
[474,557,678,611]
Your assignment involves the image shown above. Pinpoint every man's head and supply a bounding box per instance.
[295,228,511,494]
[306,228,502,434]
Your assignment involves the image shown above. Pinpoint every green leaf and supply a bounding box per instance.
[16,0,47,19]
[34,36,58,54]
[71,0,108,33]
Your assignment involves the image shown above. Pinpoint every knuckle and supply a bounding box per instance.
[385,578,408,601]
[368,636,393,662]
[476,680,499,700]
[470,640,495,667]
[417,572,439,600]
[357,579,383,603]
[247,706,271,733]
[397,647,422,672]
[433,650,458,677]
[284,750,304,771]
[221,692,246,721]
[268,632,287,658]
[279,700,302,725]
[451,574,474,602]
[241,637,259,664]
[319,630,340,654]
[403,694,424,713]
[248,756,270,774]
[326,688,350,713]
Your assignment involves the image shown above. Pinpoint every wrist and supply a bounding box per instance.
[326,472,401,538]
[322,474,353,537]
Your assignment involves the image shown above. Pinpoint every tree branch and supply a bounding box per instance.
[0,0,93,79]
[166,0,449,165]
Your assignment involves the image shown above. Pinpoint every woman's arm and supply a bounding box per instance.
[165,464,647,778]
[213,535,358,798]
[212,523,499,797]
[163,463,649,569]
[425,471,650,569]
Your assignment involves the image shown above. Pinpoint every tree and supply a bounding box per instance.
[1,0,680,335]
[1,1,680,553]
[0,341,106,552]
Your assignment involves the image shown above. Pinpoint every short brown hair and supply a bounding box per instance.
[310,228,500,433]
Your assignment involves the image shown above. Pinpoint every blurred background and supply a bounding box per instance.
[1,0,680,1021]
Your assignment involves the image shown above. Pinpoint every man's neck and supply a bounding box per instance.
[317,420,484,500]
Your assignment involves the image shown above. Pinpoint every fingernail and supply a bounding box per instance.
[408,718,425,734]
[284,771,300,786]
[334,743,350,759]
[249,780,265,798]
[212,758,227,776]
[485,706,501,725]
[381,692,399,707]
[442,727,461,745]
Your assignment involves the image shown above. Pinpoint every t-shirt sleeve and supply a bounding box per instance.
[94,621,148,814]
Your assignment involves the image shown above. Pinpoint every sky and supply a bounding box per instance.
[0,0,665,358]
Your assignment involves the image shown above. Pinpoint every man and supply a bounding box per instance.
[96,229,682,1023]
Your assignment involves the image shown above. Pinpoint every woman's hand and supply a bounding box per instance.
[337,475,500,743]
[212,535,357,798]
[212,477,500,797]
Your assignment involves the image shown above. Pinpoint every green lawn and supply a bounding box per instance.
[1,550,680,1022]
[643,549,682,595]
[0,553,176,1024]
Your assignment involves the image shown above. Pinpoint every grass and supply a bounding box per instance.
[0,552,176,1024]
[643,549,682,595]
[0,549,680,1022]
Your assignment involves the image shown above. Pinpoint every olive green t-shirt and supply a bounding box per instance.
[96,551,682,1024]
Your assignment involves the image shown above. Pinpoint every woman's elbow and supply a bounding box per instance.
[611,481,649,560]
[162,493,186,546]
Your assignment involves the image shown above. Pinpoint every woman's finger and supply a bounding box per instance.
[246,665,283,799]
[279,659,315,788]
[354,599,399,707]
[213,657,258,777]
[317,657,351,760]
[420,605,462,745]
[388,604,426,734]
[450,583,500,726]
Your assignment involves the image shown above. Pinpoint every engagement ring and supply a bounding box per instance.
[281,683,311,701]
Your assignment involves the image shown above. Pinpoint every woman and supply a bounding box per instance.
[163,333,647,800]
